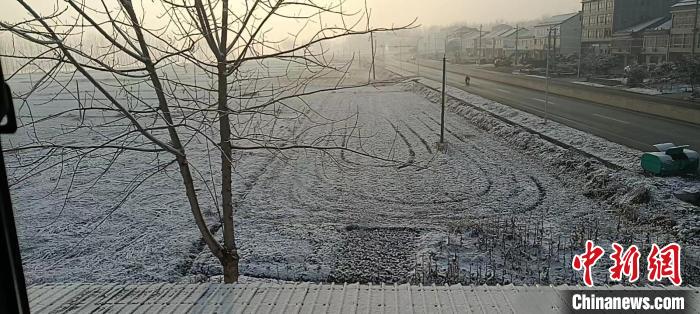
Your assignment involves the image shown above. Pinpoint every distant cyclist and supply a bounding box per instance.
[464,74,471,86]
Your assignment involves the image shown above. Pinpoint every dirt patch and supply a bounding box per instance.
[329,226,420,283]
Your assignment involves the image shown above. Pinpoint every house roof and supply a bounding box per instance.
[617,17,670,34]
[498,28,518,38]
[462,31,483,40]
[500,28,532,39]
[672,0,698,9]
[484,27,514,39]
[536,12,580,27]
[452,26,478,34]
[651,18,673,31]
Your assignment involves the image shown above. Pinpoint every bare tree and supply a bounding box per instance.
[1,0,414,283]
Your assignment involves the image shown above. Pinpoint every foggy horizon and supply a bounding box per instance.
[1,0,581,28]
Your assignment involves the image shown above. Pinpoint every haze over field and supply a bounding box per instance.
[0,0,581,27]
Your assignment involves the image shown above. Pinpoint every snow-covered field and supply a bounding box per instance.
[5,65,699,286]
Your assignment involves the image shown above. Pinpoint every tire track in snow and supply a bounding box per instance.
[385,119,416,169]
[402,121,433,155]
[523,175,546,213]
[422,112,473,143]
[422,110,549,213]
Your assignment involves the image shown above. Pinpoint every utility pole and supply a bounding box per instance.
[544,27,552,125]
[460,34,464,63]
[399,39,403,71]
[692,0,699,94]
[441,54,446,145]
[577,3,585,78]
[552,27,561,59]
[693,0,699,57]
[515,24,519,65]
[417,38,421,75]
[479,24,483,63]
[370,31,376,81]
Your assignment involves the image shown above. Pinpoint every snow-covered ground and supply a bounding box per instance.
[573,81,664,96]
[5,64,699,286]
[402,77,699,284]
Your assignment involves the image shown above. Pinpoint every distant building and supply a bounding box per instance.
[482,24,513,59]
[581,0,676,55]
[516,30,536,60]
[462,30,484,58]
[533,12,582,60]
[641,19,672,64]
[501,27,532,57]
[500,28,533,61]
[611,17,671,65]
[446,27,479,61]
[669,0,700,59]
[421,32,448,58]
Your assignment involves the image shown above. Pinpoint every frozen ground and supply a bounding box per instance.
[573,81,663,96]
[4,65,699,286]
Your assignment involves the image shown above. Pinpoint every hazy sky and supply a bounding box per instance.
[365,0,581,26]
[1,0,581,26]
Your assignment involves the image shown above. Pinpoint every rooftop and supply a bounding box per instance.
[673,0,698,8]
[495,28,533,40]
[27,283,700,313]
[652,18,673,31]
[484,28,514,39]
[617,16,671,34]
[536,12,580,27]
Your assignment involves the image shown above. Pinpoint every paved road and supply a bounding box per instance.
[386,60,700,151]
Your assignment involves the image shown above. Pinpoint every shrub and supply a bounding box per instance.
[626,65,648,87]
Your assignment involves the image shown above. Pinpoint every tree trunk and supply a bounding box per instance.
[217,0,238,282]
[222,249,240,283]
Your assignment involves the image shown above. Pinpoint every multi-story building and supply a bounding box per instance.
[581,0,675,55]
[669,0,700,59]
[641,19,672,63]
[611,17,670,65]
[533,12,582,60]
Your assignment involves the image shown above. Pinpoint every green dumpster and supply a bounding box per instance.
[641,143,699,176]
